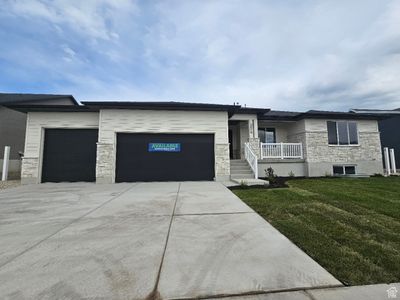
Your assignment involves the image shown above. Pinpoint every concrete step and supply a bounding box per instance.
[230,166,252,171]
[230,160,247,164]
[231,173,255,179]
[230,163,249,167]
[230,169,253,175]
[230,164,250,168]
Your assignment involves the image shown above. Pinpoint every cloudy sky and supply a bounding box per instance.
[1,0,399,111]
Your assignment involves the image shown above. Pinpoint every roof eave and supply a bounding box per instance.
[295,113,390,121]
[5,104,96,113]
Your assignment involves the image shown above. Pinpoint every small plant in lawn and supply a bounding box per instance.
[240,180,248,188]
[324,171,332,177]
[288,171,295,178]
[265,167,277,184]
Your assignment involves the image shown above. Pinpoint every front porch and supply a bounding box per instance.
[260,142,303,159]
[228,117,305,179]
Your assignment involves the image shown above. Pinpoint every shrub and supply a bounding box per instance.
[288,171,295,177]
[265,167,277,184]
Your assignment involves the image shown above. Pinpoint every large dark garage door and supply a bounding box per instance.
[116,133,215,182]
[42,129,98,182]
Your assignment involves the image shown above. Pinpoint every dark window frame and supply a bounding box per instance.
[332,165,356,175]
[258,127,276,143]
[327,121,359,146]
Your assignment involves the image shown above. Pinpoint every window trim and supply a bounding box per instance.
[332,165,357,175]
[327,121,359,146]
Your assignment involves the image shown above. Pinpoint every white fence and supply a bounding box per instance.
[261,143,303,159]
[244,142,258,178]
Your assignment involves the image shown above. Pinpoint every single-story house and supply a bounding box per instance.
[0,93,79,179]
[351,108,400,170]
[5,96,386,184]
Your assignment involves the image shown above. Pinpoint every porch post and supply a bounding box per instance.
[247,119,260,159]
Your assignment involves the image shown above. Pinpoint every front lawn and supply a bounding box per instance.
[233,177,400,285]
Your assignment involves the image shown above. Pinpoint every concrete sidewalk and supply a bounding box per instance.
[0,181,341,299]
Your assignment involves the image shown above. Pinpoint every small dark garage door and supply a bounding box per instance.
[42,129,98,182]
[116,133,215,182]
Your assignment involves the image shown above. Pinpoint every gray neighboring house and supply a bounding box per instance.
[351,108,400,169]
[5,94,386,184]
[0,93,79,179]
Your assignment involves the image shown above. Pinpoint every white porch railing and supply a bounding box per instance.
[261,143,303,159]
[244,142,258,179]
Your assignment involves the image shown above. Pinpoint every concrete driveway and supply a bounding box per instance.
[0,182,341,299]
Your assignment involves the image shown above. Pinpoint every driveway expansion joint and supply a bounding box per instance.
[150,182,181,297]
[0,183,138,270]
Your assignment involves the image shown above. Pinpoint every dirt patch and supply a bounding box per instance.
[0,180,21,190]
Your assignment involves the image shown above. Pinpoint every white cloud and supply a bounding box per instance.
[1,0,400,110]
[3,0,138,41]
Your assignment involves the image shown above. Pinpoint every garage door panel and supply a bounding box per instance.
[116,133,214,182]
[42,129,98,182]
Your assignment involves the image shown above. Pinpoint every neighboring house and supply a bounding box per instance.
[351,108,400,170]
[5,95,385,184]
[0,93,79,179]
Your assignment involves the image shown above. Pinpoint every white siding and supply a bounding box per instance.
[24,112,99,157]
[99,110,228,143]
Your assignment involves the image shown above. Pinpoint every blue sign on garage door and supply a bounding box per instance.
[148,143,181,152]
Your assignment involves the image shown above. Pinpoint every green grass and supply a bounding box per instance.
[233,177,400,285]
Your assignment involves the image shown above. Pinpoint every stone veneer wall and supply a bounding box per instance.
[21,157,39,184]
[305,132,382,162]
[96,143,114,184]
[215,144,230,180]
[303,119,383,176]
[248,137,261,158]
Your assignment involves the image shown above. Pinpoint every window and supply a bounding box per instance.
[333,165,356,175]
[258,128,276,143]
[333,165,344,175]
[327,121,358,145]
